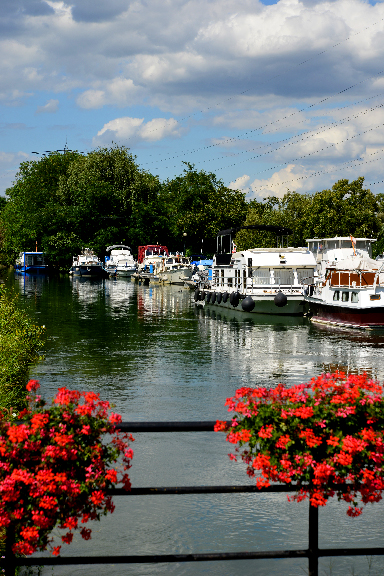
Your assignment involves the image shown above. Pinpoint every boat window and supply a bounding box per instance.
[227,278,233,287]
[342,292,349,302]
[333,291,340,301]
[253,268,270,285]
[274,269,294,285]
[370,294,381,301]
[166,258,173,264]
[297,268,314,284]
[351,292,359,303]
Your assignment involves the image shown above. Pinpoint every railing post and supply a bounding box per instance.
[308,503,319,576]
[4,526,16,576]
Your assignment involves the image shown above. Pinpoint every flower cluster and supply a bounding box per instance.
[215,372,384,517]
[0,380,134,556]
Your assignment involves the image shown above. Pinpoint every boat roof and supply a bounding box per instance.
[106,245,131,251]
[306,237,376,242]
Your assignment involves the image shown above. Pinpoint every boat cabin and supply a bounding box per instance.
[15,252,48,273]
[211,247,316,294]
[138,245,169,264]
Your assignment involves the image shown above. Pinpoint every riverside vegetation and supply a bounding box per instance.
[0,285,44,411]
[0,145,384,270]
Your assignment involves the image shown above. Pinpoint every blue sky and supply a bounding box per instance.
[1,0,384,200]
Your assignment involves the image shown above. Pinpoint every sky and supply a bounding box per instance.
[1,0,384,201]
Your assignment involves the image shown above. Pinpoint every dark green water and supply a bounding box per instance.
[5,271,384,576]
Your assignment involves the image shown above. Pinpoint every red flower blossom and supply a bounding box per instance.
[0,380,134,556]
[216,371,384,516]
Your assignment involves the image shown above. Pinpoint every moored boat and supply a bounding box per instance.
[70,248,107,278]
[158,254,193,285]
[133,244,169,284]
[195,225,316,315]
[104,245,137,277]
[303,236,384,329]
[14,251,49,274]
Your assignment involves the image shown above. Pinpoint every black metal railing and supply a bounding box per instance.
[3,421,384,576]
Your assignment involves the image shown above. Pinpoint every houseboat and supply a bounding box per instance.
[14,252,49,274]
[303,236,384,328]
[194,225,317,315]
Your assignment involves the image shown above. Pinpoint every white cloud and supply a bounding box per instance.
[229,174,251,193]
[249,164,317,199]
[76,79,141,109]
[93,116,182,146]
[35,99,59,114]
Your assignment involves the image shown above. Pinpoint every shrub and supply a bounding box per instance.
[0,285,45,410]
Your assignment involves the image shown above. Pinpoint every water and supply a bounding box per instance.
[5,271,384,576]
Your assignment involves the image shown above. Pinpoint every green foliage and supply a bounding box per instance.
[0,286,45,410]
[1,146,163,268]
[1,147,383,265]
[161,163,248,254]
[236,178,382,251]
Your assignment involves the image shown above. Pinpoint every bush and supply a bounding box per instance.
[0,286,45,410]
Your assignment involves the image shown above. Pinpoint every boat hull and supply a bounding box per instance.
[196,290,307,315]
[116,267,136,277]
[308,300,384,328]
[71,265,107,278]
[158,268,193,285]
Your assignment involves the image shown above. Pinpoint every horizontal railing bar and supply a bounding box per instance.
[6,550,309,566]
[116,421,230,432]
[107,485,299,495]
[319,548,384,557]
[107,483,354,495]
[8,547,384,567]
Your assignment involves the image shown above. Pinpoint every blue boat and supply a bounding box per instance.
[14,252,49,273]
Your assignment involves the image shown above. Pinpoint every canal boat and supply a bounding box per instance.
[133,244,169,284]
[194,225,317,315]
[158,254,193,285]
[70,248,107,278]
[303,236,384,328]
[104,245,137,277]
[14,251,49,274]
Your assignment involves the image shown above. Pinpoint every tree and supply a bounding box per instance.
[235,177,382,252]
[0,146,165,268]
[304,177,380,240]
[160,163,247,255]
[1,151,81,267]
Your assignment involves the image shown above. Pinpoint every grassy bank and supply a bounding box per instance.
[0,285,45,411]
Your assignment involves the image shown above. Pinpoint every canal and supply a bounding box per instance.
[5,270,384,576]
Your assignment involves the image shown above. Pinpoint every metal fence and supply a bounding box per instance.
[3,421,384,576]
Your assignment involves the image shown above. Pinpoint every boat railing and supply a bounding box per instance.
[4,421,384,576]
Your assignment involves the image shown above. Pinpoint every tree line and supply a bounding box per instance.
[0,145,383,270]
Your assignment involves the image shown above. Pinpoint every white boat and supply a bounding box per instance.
[133,244,169,284]
[104,245,137,277]
[158,255,193,285]
[194,226,317,315]
[303,236,384,329]
[70,248,107,278]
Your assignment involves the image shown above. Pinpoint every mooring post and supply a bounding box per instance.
[4,526,16,576]
[308,503,319,576]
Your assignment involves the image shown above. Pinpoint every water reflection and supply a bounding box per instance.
[4,272,384,576]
